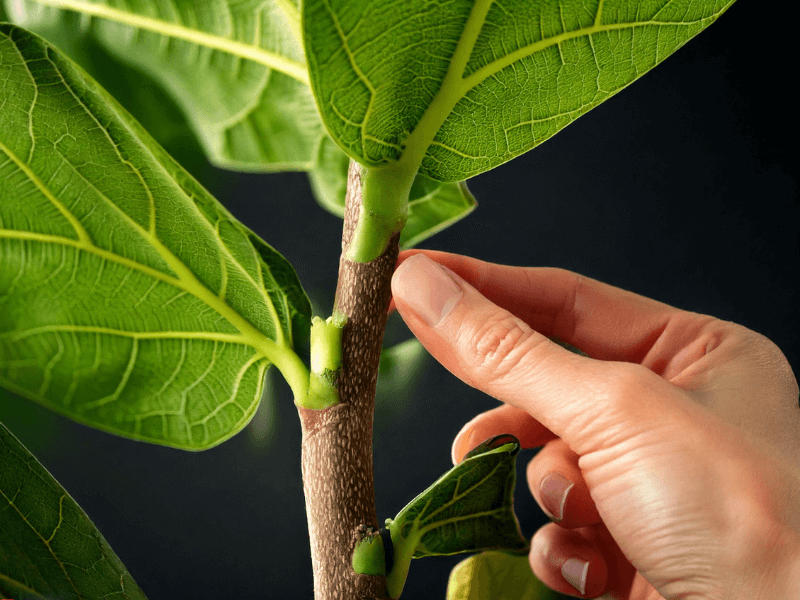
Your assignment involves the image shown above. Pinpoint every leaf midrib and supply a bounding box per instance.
[28,0,310,85]
[1,38,287,350]
[0,140,284,364]
[2,26,313,402]
[397,0,720,174]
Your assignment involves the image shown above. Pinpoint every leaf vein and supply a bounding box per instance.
[27,0,310,85]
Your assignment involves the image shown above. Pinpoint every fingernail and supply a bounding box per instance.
[393,255,463,326]
[539,472,574,522]
[452,427,477,465]
[561,557,589,595]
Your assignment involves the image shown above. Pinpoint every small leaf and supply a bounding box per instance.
[401,176,476,248]
[0,25,310,449]
[378,338,427,381]
[385,434,527,597]
[304,0,737,181]
[394,434,527,558]
[0,422,148,600]
[308,135,350,218]
[447,551,567,600]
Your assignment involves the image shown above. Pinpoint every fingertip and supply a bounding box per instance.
[451,404,557,465]
[530,524,609,598]
[451,416,479,465]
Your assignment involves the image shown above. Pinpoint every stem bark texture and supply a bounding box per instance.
[298,161,400,599]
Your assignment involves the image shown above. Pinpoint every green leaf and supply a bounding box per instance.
[385,434,527,598]
[307,135,351,218]
[447,551,567,600]
[0,24,311,449]
[0,422,148,600]
[402,176,476,249]
[7,0,319,172]
[303,0,737,181]
[0,8,208,175]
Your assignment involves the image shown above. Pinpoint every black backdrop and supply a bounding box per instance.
[2,3,797,599]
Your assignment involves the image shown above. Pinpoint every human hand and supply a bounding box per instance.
[391,251,800,600]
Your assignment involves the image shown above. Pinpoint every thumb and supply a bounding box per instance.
[391,254,683,453]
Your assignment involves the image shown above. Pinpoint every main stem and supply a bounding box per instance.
[298,161,401,599]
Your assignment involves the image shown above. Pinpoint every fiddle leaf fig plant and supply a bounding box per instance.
[0,0,737,598]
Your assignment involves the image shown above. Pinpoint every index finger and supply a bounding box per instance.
[396,250,706,371]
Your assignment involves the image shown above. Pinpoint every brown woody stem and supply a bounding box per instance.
[298,161,400,599]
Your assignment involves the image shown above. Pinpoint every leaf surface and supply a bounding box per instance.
[0,8,207,173]
[390,434,527,558]
[0,422,148,600]
[7,0,320,172]
[304,0,737,181]
[402,176,476,248]
[0,24,310,449]
[447,551,566,600]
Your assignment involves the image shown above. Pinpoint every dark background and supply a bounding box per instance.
[1,3,797,599]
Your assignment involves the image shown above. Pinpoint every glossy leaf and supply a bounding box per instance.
[304,0,737,181]
[0,25,311,449]
[0,422,148,600]
[447,551,567,600]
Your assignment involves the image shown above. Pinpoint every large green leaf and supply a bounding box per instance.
[0,422,148,600]
[385,434,527,598]
[447,552,567,600]
[303,0,737,181]
[0,24,311,450]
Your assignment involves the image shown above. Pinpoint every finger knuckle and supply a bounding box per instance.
[467,313,542,384]
[714,321,798,396]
